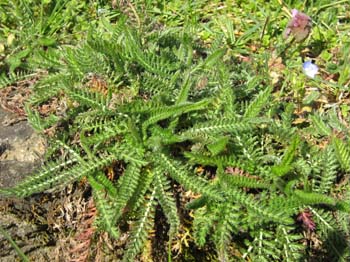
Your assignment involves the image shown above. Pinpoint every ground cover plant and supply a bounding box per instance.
[0,0,350,261]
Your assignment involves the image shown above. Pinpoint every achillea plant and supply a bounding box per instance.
[0,17,349,262]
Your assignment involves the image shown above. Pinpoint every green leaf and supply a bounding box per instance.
[89,175,120,239]
[220,172,269,189]
[200,48,226,68]
[332,137,350,171]
[142,99,211,139]
[157,153,222,201]
[310,114,332,136]
[179,120,252,140]
[153,171,180,237]
[303,91,320,104]
[271,136,300,177]
[37,37,56,46]
[207,136,229,156]
[186,196,208,209]
[122,189,156,262]
[294,190,336,206]
[243,86,272,119]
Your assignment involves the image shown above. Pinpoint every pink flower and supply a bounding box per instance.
[297,209,316,231]
[284,9,312,42]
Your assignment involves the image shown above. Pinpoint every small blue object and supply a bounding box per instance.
[302,61,319,78]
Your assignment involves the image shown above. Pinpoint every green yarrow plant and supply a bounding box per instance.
[1,11,349,262]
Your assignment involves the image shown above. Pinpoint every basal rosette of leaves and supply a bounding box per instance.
[0,16,349,261]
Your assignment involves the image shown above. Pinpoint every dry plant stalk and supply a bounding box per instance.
[69,198,97,262]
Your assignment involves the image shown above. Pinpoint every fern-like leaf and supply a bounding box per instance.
[212,201,240,261]
[142,99,211,138]
[157,153,221,201]
[293,190,336,206]
[184,152,238,167]
[193,206,215,247]
[332,137,350,171]
[112,162,143,222]
[220,172,269,189]
[310,114,332,136]
[271,136,300,177]
[89,175,120,239]
[226,188,293,225]
[153,170,180,238]
[179,120,252,140]
[243,86,272,119]
[310,207,350,261]
[65,86,109,111]
[313,146,338,194]
[0,144,115,197]
[122,188,156,262]
[0,71,34,88]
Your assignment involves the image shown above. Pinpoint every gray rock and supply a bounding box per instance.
[0,108,45,188]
